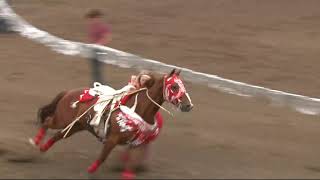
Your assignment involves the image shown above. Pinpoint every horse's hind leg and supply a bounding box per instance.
[39,122,83,152]
[29,126,47,146]
[29,116,54,146]
[30,91,66,147]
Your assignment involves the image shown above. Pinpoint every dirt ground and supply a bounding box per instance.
[1,0,320,178]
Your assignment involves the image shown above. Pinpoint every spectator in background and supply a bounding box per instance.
[0,17,11,33]
[0,0,13,34]
[85,9,112,85]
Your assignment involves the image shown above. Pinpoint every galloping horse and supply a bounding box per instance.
[29,68,193,178]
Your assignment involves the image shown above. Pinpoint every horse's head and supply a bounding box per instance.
[163,69,193,112]
[134,69,193,112]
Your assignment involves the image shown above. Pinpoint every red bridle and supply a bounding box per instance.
[163,74,186,104]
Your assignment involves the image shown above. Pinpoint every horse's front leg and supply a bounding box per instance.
[87,135,119,173]
[120,144,149,180]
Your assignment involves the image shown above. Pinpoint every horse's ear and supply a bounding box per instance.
[175,69,181,76]
[140,74,151,83]
[144,78,155,88]
[169,68,176,77]
[140,74,154,88]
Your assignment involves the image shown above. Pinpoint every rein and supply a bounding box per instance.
[119,87,172,116]
[145,88,173,116]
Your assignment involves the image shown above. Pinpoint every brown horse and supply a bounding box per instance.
[29,68,193,178]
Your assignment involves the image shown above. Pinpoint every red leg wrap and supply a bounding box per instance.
[34,128,46,145]
[87,160,101,174]
[40,138,55,152]
[121,169,136,180]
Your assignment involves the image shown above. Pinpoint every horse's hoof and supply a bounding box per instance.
[39,139,55,153]
[87,167,96,174]
[121,170,136,180]
[87,160,101,174]
[39,145,48,153]
[28,138,37,147]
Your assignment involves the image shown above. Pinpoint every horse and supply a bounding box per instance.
[29,68,193,179]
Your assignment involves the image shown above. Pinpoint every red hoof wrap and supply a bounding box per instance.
[34,128,46,145]
[87,160,101,174]
[121,169,136,180]
[40,138,55,152]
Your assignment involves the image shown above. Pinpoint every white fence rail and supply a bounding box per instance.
[1,0,320,116]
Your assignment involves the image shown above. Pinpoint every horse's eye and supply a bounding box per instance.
[171,84,179,92]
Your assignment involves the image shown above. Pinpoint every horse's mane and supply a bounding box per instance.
[137,70,164,89]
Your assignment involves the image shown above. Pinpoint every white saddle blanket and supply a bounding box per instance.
[89,82,135,137]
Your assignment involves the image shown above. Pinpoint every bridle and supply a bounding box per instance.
[163,74,187,105]
[143,74,189,115]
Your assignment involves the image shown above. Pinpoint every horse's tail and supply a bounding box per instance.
[37,91,66,125]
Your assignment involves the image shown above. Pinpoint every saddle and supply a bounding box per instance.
[72,82,138,138]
